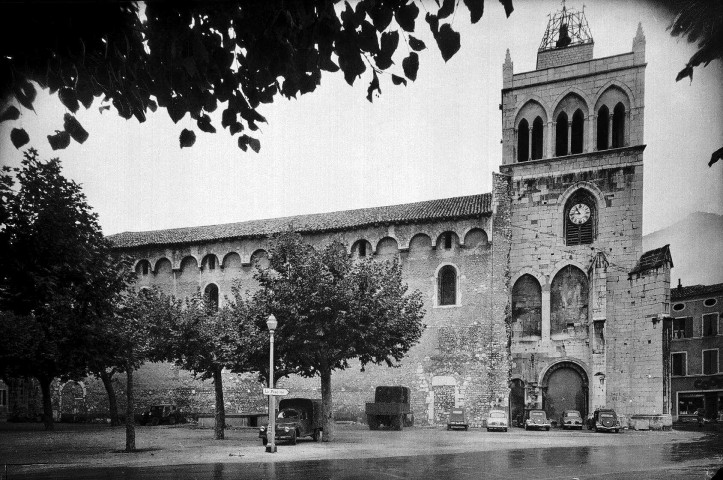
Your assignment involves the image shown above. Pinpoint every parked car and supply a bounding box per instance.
[140,404,185,426]
[588,408,621,433]
[259,398,323,445]
[365,386,414,430]
[524,409,551,431]
[560,410,584,430]
[447,408,469,431]
[486,410,508,432]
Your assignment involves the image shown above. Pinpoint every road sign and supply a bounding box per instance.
[263,388,289,396]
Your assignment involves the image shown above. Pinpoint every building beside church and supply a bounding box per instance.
[6,6,672,427]
[669,282,723,423]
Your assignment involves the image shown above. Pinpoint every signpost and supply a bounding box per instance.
[263,388,289,396]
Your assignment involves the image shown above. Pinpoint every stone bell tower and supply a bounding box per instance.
[498,4,670,426]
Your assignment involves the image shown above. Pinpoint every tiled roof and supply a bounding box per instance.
[671,283,723,301]
[628,244,673,276]
[108,193,492,249]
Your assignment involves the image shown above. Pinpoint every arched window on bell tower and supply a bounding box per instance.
[518,119,530,162]
[597,105,609,150]
[556,112,569,156]
[612,102,626,148]
[564,190,597,245]
[531,117,544,160]
[571,109,584,154]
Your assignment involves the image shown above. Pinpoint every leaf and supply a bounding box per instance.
[425,13,439,36]
[709,146,723,167]
[10,128,29,149]
[179,129,196,148]
[391,74,407,86]
[197,114,216,133]
[438,0,455,19]
[395,2,419,32]
[436,24,461,62]
[63,114,89,144]
[238,134,251,152]
[148,99,158,113]
[14,79,36,111]
[463,0,484,23]
[98,105,111,114]
[376,31,399,70]
[58,87,80,113]
[248,137,261,153]
[366,72,381,103]
[358,20,379,54]
[676,64,693,83]
[229,122,244,135]
[0,106,20,122]
[499,0,514,17]
[319,55,340,73]
[402,52,419,81]
[47,131,71,150]
[408,35,426,51]
[369,2,394,31]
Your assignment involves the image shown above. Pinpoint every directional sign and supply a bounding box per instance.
[263,388,289,396]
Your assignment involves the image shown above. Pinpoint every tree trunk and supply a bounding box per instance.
[38,376,54,431]
[100,370,120,426]
[320,367,333,442]
[125,367,135,452]
[213,366,225,440]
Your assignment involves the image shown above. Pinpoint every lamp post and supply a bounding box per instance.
[266,314,278,453]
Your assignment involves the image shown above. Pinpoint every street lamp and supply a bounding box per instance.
[266,314,278,453]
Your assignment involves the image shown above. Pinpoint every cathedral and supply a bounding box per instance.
[101,6,673,428]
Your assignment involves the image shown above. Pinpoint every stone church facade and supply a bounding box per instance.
[95,7,672,427]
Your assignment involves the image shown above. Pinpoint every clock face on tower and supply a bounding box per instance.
[568,203,591,225]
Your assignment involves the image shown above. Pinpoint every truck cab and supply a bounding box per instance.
[259,398,323,445]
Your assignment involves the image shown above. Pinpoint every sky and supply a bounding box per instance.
[1,0,722,237]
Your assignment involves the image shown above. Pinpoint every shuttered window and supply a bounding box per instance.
[673,317,694,339]
[703,350,719,375]
[672,353,686,376]
[564,191,596,246]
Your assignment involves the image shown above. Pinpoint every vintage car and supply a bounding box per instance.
[486,410,508,432]
[446,408,469,431]
[588,408,621,433]
[524,409,551,431]
[140,404,185,426]
[560,410,584,430]
[260,398,323,445]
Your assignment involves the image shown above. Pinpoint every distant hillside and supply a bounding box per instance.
[643,212,723,287]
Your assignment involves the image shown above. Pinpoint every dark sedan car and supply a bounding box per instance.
[524,409,551,431]
[588,408,621,433]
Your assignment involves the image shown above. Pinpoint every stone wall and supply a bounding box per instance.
[536,43,594,70]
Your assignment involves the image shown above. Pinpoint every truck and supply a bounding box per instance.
[259,398,323,445]
[365,386,414,431]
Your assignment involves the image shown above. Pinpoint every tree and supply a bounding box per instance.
[0,149,131,430]
[156,291,252,440]
[0,0,513,152]
[668,0,723,166]
[253,232,425,442]
[105,287,174,452]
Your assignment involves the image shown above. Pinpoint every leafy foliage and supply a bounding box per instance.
[251,232,425,441]
[1,1,513,152]
[0,149,132,429]
[668,0,723,166]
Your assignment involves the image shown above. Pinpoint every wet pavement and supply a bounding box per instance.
[6,429,722,479]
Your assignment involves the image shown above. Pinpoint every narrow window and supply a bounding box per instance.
[703,314,719,337]
[703,350,719,375]
[597,105,609,150]
[444,233,452,250]
[612,103,625,148]
[142,261,149,275]
[673,317,694,339]
[359,242,367,257]
[517,119,530,162]
[531,117,544,160]
[204,283,219,311]
[438,266,457,306]
[136,260,150,276]
[671,352,686,376]
[571,109,584,154]
[555,112,568,156]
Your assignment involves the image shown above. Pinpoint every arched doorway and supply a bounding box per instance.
[509,379,525,427]
[541,362,588,422]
